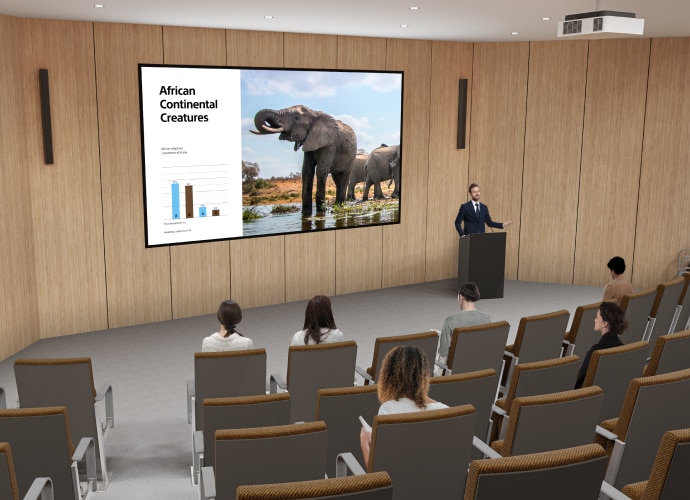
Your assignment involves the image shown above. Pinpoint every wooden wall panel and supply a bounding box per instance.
[518,41,588,284]
[226,30,283,67]
[94,23,172,328]
[633,38,690,289]
[574,39,650,287]
[0,14,39,359]
[162,26,232,319]
[469,42,529,280]
[280,33,338,300]
[425,41,474,282]
[334,36,387,295]
[20,19,108,338]
[382,39,432,288]
[227,30,287,307]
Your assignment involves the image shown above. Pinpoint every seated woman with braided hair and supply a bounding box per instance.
[201,300,254,352]
[360,345,447,465]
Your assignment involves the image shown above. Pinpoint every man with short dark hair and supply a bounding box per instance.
[454,183,512,237]
[603,256,634,304]
[436,282,492,372]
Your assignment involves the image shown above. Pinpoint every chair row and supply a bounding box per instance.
[195,364,690,499]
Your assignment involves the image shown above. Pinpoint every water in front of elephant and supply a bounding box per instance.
[242,202,399,236]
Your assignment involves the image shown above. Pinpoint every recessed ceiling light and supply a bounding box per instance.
[511,32,519,35]
[541,17,551,21]
[409,6,419,10]
[94,4,104,7]
[401,24,409,28]
[264,15,274,19]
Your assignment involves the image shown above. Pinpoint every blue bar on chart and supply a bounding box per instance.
[199,206,207,217]
[171,182,180,219]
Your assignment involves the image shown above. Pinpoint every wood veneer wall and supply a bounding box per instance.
[1,10,689,360]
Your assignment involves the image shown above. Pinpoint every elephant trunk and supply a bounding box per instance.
[250,109,284,135]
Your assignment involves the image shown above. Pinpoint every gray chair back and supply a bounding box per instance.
[644,330,690,376]
[564,302,601,362]
[429,369,498,444]
[213,421,327,499]
[369,405,477,500]
[236,472,393,500]
[14,358,101,468]
[672,275,690,333]
[654,429,690,500]
[498,355,581,412]
[0,442,18,500]
[609,368,690,488]
[465,444,608,500]
[497,386,604,456]
[619,288,657,341]
[447,321,509,376]
[510,310,570,364]
[650,277,687,340]
[202,393,291,468]
[367,332,438,382]
[286,341,358,423]
[582,341,649,420]
[316,385,380,478]
[193,349,267,431]
[0,407,75,499]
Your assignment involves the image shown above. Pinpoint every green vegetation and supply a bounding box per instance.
[242,206,265,221]
[271,204,300,215]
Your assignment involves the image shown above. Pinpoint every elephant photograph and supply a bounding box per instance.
[251,105,357,214]
[240,68,403,237]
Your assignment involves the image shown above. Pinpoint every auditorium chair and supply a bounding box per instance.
[643,329,690,376]
[0,387,5,409]
[647,276,687,344]
[435,320,509,379]
[0,442,55,500]
[671,274,690,333]
[562,301,601,362]
[356,331,438,384]
[619,288,658,342]
[270,341,358,423]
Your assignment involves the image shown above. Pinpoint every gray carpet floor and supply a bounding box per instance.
[0,278,602,499]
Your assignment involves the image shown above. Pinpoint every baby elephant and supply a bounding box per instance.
[363,145,400,200]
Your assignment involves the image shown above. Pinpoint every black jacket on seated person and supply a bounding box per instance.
[574,332,624,389]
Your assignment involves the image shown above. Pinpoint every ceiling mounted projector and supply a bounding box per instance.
[557,10,644,38]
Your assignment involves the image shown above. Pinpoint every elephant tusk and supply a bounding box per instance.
[262,124,285,133]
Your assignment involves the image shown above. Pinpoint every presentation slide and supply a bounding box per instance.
[140,66,243,246]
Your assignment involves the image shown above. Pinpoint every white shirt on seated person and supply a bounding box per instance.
[290,327,345,346]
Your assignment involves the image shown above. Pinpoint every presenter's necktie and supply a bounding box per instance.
[475,203,479,217]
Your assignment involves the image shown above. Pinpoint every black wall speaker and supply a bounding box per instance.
[39,69,54,164]
[457,78,468,150]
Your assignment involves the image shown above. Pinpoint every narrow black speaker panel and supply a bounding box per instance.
[39,69,54,164]
[457,79,468,150]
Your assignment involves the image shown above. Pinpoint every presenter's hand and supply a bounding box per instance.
[503,220,513,228]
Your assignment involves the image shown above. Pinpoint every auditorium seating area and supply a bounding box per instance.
[1,276,690,499]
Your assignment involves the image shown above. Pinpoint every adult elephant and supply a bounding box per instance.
[346,153,368,201]
[250,105,357,215]
[363,144,400,200]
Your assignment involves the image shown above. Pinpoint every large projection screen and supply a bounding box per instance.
[139,64,403,247]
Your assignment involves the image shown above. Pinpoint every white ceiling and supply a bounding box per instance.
[2,0,689,42]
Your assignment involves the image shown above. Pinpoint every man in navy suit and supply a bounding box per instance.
[455,183,512,237]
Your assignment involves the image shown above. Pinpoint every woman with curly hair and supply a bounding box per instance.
[574,301,627,389]
[360,346,447,464]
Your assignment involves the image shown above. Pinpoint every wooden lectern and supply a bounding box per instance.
[457,232,506,299]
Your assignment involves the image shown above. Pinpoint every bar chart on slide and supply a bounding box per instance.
[163,164,229,221]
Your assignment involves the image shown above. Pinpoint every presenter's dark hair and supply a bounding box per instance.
[458,282,480,302]
[217,300,243,337]
[378,346,431,409]
[468,183,480,193]
[302,295,337,344]
[599,301,627,336]
[607,256,626,275]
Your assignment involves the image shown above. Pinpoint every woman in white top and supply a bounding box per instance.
[360,345,447,465]
[201,300,255,352]
[290,295,345,346]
